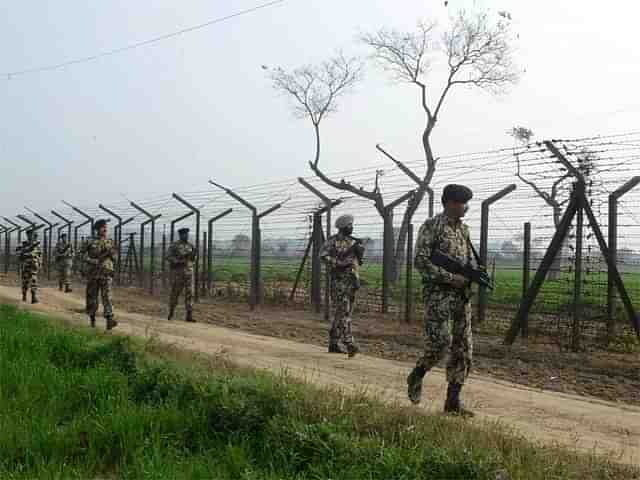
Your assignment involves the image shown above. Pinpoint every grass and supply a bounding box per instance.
[2,304,637,479]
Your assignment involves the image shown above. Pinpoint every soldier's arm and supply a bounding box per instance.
[319,238,336,266]
[414,220,454,284]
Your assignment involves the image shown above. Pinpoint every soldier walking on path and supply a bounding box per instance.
[54,233,74,293]
[320,214,365,358]
[18,228,42,304]
[82,219,118,330]
[407,184,476,417]
[167,227,196,322]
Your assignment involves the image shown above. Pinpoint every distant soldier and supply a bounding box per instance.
[18,229,42,304]
[54,233,74,293]
[82,219,118,330]
[320,214,365,357]
[407,184,475,417]
[166,227,196,322]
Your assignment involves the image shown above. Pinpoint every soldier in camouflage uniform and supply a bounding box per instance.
[19,229,42,304]
[167,227,196,322]
[54,233,74,293]
[407,184,475,417]
[82,219,118,330]
[319,214,365,358]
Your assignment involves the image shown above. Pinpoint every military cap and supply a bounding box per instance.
[94,219,108,230]
[27,228,37,237]
[178,227,190,234]
[335,214,354,229]
[441,184,473,205]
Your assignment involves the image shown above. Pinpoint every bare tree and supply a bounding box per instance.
[362,10,520,281]
[267,53,364,169]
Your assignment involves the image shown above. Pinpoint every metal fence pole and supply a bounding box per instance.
[404,223,414,323]
[522,222,531,339]
[572,192,585,351]
[478,184,517,324]
[607,176,640,341]
[207,209,233,296]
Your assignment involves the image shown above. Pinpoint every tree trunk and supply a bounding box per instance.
[390,126,436,283]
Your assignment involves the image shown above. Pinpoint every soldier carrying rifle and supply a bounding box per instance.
[407,184,491,417]
[320,214,366,358]
[54,233,74,293]
[17,228,42,304]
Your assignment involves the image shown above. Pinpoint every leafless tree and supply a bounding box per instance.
[266,53,364,169]
[362,10,521,281]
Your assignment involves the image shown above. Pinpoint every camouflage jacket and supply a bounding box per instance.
[54,241,74,263]
[82,237,117,279]
[19,241,42,269]
[414,212,471,292]
[319,233,361,278]
[167,240,196,272]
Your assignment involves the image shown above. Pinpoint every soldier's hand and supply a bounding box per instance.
[450,274,468,289]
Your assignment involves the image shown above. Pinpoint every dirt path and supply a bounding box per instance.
[1,285,639,466]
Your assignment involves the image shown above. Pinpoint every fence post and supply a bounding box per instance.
[607,176,640,341]
[382,190,415,314]
[405,223,414,323]
[201,231,207,297]
[210,180,286,309]
[477,184,517,324]
[522,222,531,339]
[162,229,167,290]
[311,212,323,312]
[206,208,233,296]
[571,187,585,351]
[51,210,73,247]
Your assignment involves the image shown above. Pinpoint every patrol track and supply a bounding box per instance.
[0,285,638,466]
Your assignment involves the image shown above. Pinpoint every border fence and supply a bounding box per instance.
[1,132,639,351]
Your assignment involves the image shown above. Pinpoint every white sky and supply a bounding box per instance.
[2,0,640,217]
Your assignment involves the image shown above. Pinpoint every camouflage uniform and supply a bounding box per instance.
[82,237,117,326]
[320,232,361,354]
[414,212,473,385]
[19,238,42,302]
[54,238,74,291]
[166,238,196,321]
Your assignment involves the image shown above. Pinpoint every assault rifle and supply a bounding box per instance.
[430,249,493,290]
[337,236,366,266]
[16,240,41,257]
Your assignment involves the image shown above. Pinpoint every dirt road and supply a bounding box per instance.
[1,285,638,465]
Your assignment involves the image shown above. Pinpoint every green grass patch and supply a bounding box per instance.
[1,304,636,479]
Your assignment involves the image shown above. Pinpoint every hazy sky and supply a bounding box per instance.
[2,0,640,217]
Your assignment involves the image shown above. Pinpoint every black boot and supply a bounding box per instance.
[444,382,475,418]
[31,291,39,304]
[89,315,96,328]
[168,306,175,321]
[407,366,427,405]
[64,285,72,293]
[106,316,118,331]
[185,310,195,322]
[328,342,347,354]
[22,290,27,302]
[346,343,359,358]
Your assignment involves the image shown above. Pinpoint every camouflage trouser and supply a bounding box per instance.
[21,267,38,294]
[57,261,72,288]
[330,272,357,346]
[86,277,113,318]
[416,288,473,385]
[169,270,193,312]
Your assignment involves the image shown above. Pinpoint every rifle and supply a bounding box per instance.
[430,249,493,290]
[16,241,41,258]
[337,236,366,266]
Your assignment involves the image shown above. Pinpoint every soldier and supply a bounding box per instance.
[82,219,118,330]
[18,229,42,304]
[54,233,74,293]
[407,184,475,417]
[166,227,196,322]
[319,214,365,358]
